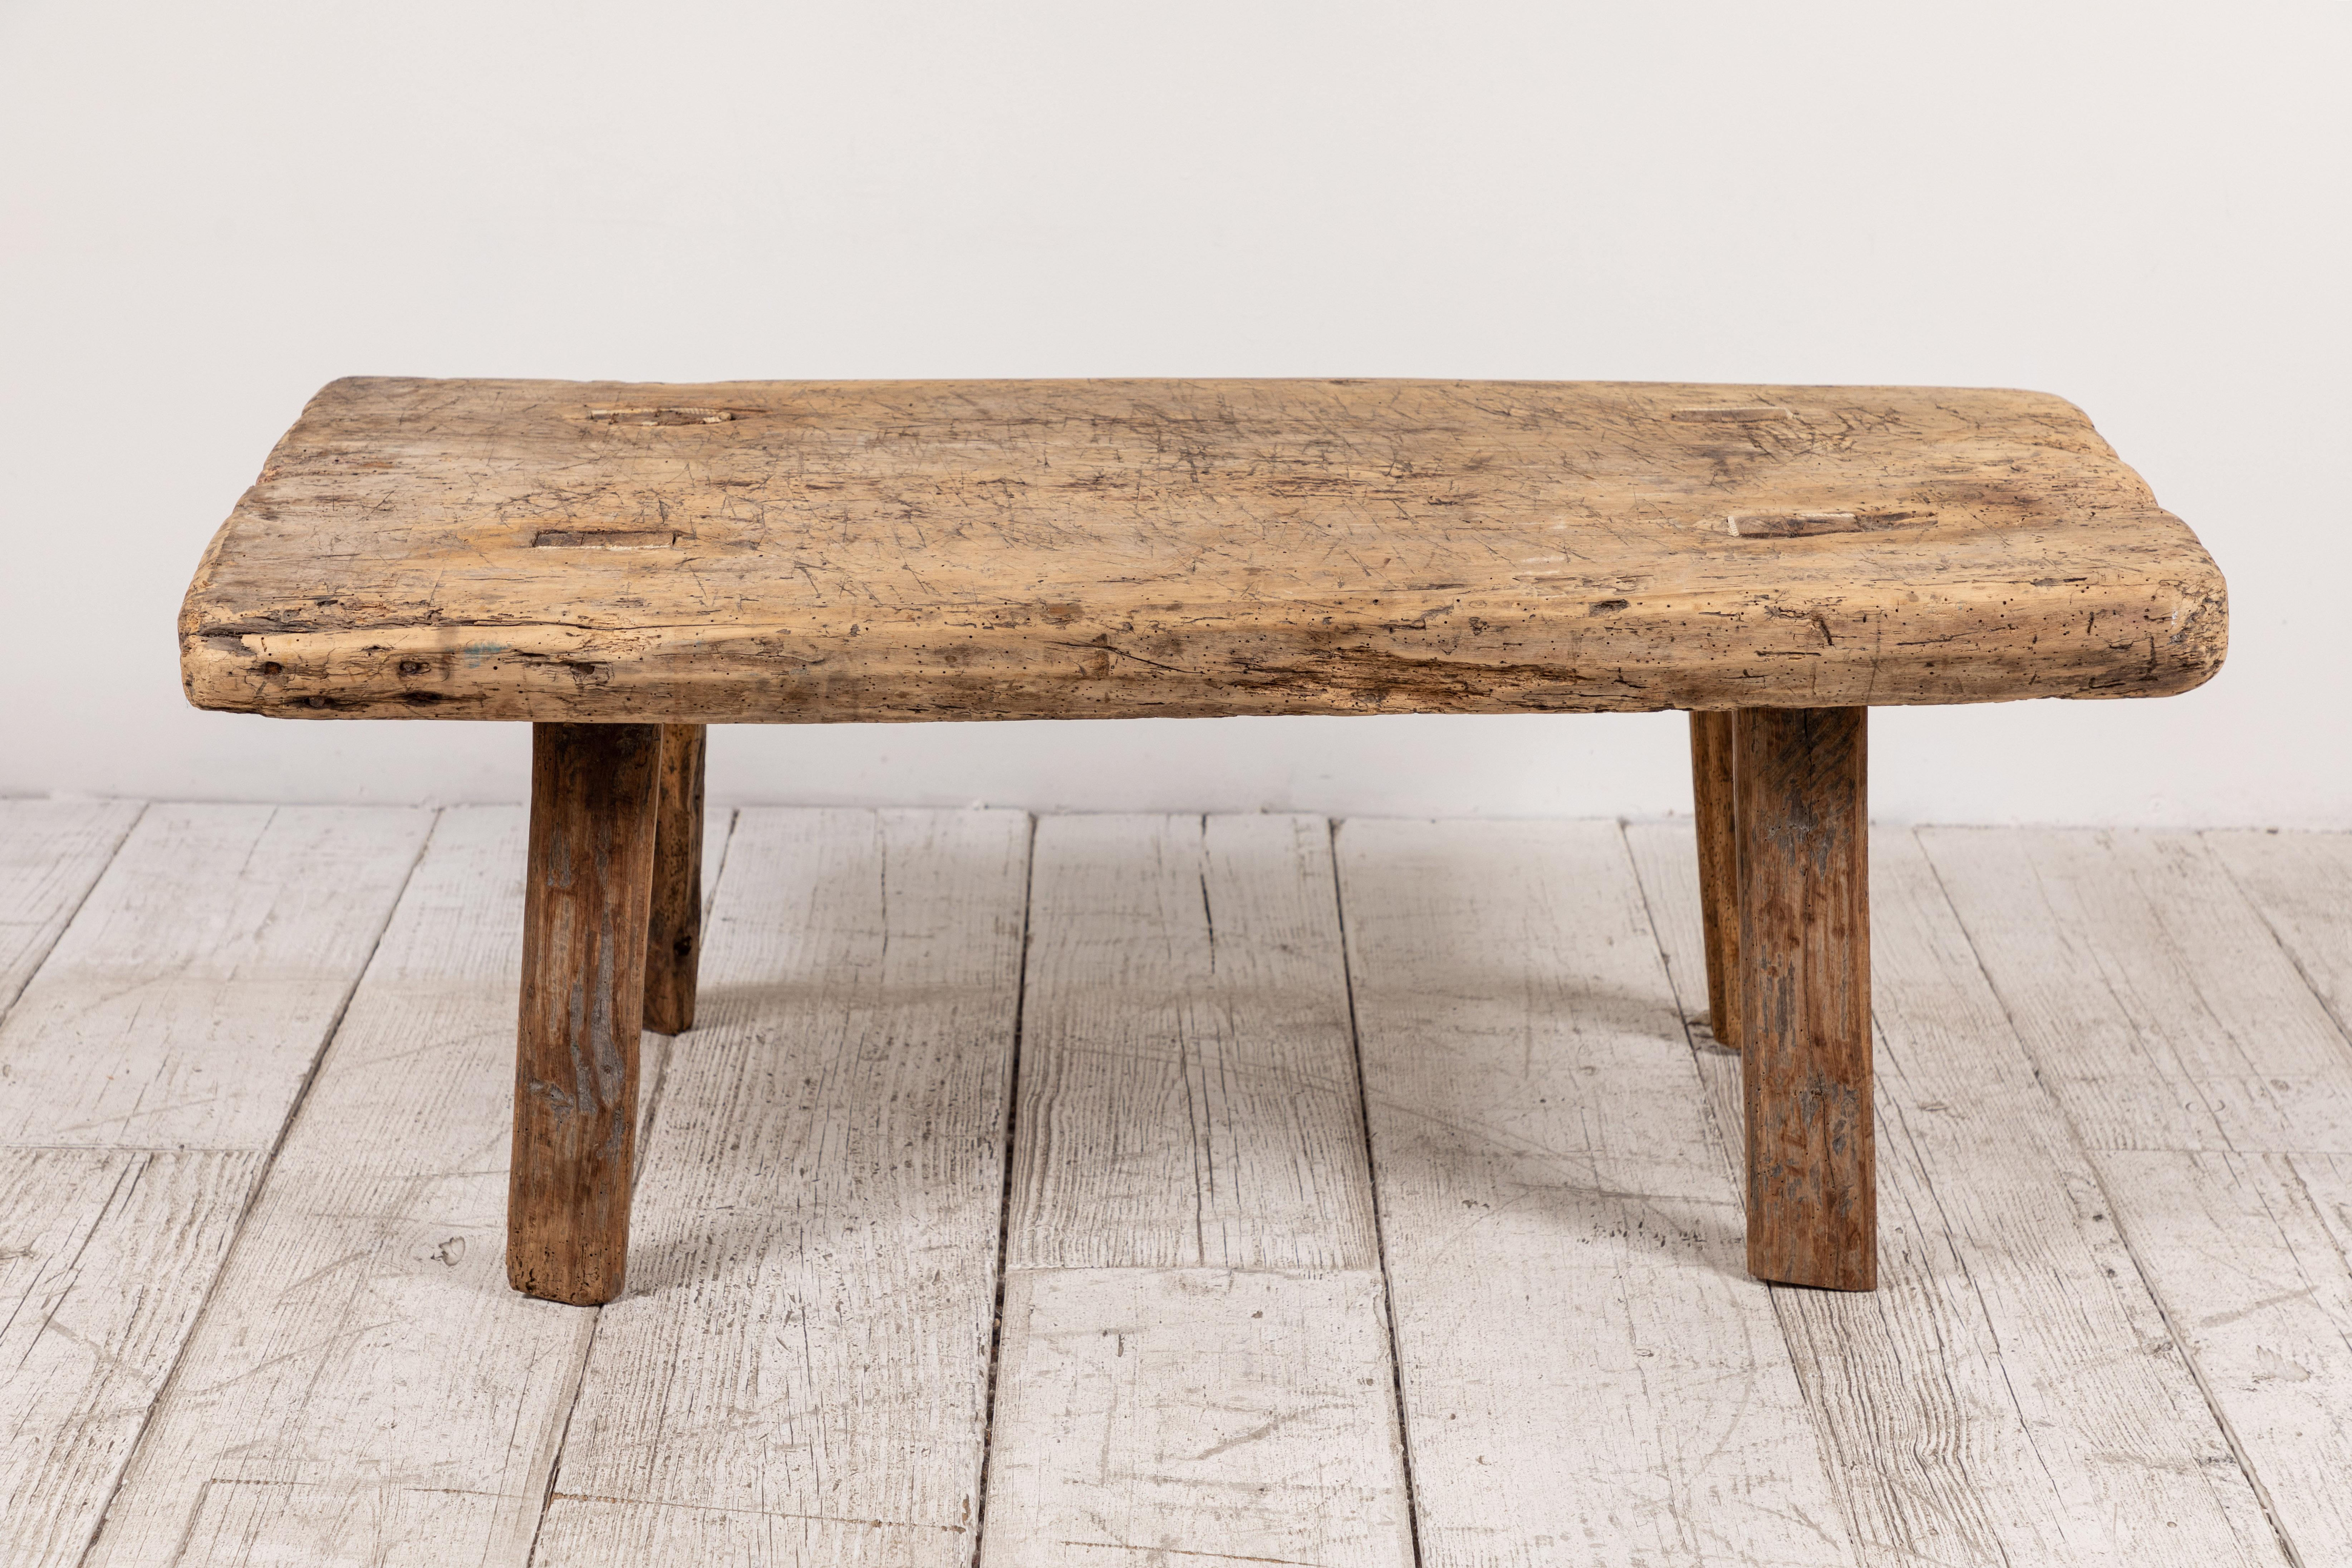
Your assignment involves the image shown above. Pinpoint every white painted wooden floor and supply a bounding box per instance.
[3,802,2349,1567]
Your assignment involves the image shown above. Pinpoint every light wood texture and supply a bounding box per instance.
[1739,706,1873,1289]
[0,805,428,1567]
[983,815,1411,1568]
[643,723,707,1035]
[1688,709,1740,1049]
[2207,829,2352,1037]
[0,799,142,1016]
[1629,822,2284,1566]
[1920,828,2352,1157]
[1924,827,2352,1563]
[1339,817,1861,1567]
[531,808,1028,1567]
[983,1268,1413,1568]
[0,1150,262,1568]
[0,804,431,1149]
[11,806,2352,1563]
[87,804,733,1568]
[510,722,662,1305]
[151,1481,501,1568]
[1010,813,1379,1271]
[83,807,712,1567]
[179,378,2226,723]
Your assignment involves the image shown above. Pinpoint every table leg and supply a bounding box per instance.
[1688,710,1741,1050]
[509,721,661,1305]
[643,724,708,1035]
[1736,706,1874,1290]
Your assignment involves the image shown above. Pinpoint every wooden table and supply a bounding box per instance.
[179,377,2228,1304]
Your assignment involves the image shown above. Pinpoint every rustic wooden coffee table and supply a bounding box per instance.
[179,377,2226,1304]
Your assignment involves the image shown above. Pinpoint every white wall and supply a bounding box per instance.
[4,1,2344,826]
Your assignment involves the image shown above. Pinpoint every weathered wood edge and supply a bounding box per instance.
[178,555,2227,726]
[177,377,2229,723]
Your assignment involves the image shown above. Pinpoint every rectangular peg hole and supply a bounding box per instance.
[578,406,755,426]
[1724,510,1931,538]
[1727,512,1861,539]
[532,529,679,549]
[1672,405,1793,423]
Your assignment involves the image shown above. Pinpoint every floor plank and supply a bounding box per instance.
[86,805,735,1568]
[982,815,1412,1568]
[0,799,142,1017]
[530,808,1030,1568]
[8,807,2348,1564]
[1627,821,2282,1566]
[0,804,434,1150]
[1010,813,1379,1272]
[2206,829,2352,1038]
[985,1267,1410,1568]
[167,1478,512,1568]
[1923,826,2352,1564]
[79,809,672,1566]
[0,804,430,1568]
[0,1149,262,1567]
[1340,817,1857,1568]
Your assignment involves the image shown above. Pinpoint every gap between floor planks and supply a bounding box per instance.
[5,806,2351,1567]
[75,805,738,1568]
[0,803,437,1568]
[1628,824,2279,1565]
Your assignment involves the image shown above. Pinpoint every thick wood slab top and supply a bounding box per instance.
[180,377,2225,722]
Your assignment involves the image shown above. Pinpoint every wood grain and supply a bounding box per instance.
[0,805,428,1567]
[1688,709,1740,1049]
[1921,829,2352,1157]
[162,1480,507,1568]
[0,1150,262,1568]
[531,808,1028,1567]
[510,722,662,1305]
[1739,706,1873,1290]
[1009,813,1379,1272]
[0,799,142,1018]
[983,814,1411,1568]
[2206,829,2352,1040]
[180,378,2226,722]
[87,804,733,1568]
[0,804,431,1149]
[1924,827,2352,1563]
[1339,817,1860,1567]
[6,805,2350,1561]
[982,1268,1414,1568]
[643,723,706,1035]
[1629,822,2285,1566]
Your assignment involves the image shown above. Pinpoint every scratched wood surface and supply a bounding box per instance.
[179,379,2226,722]
[0,800,142,1014]
[1924,827,2352,1564]
[81,805,726,1568]
[9,805,2352,1566]
[1337,817,1862,1567]
[982,815,1412,1567]
[531,809,1030,1567]
[0,805,428,1568]
[1629,823,2281,1565]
